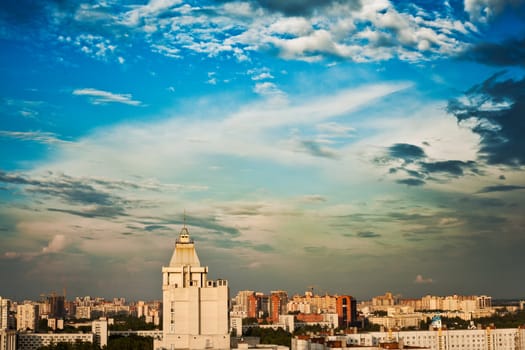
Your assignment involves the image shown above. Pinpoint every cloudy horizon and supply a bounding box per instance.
[1,0,524,301]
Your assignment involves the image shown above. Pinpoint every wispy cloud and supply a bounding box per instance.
[73,88,142,106]
[0,130,71,144]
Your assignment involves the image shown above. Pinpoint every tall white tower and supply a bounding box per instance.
[155,226,230,350]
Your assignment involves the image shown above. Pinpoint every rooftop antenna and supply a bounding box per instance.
[183,209,186,228]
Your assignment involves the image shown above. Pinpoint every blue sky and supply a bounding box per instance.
[1,0,524,301]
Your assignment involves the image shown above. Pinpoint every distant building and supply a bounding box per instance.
[154,225,230,350]
[287,292,337,315]
[234,291,255,316]
[46,318,64,331]
[47,295,65,319]
[75,306,91,319]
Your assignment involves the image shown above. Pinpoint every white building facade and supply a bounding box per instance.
[154,226,230,350]
[293,328,525,350]
[17,333,93,350]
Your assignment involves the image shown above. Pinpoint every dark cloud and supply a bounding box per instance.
[357,231,381,238]
[396,178,425,186]
[145,214,242,237]
[460,196,508,207]
[48,206,126,218]
[405,169,425,178]
[300,140,338,159]
[304,246,328,253]
[209,238,274,252]
[388,143,426,163]
[246,0,361,16]
[478,184,525,193]
[447,72,525,166]
[0,171,123,207]
[144,225,168,232]
[387,212,431,221]
[0,0,85,30]
[254,243,274,252]
[459,37,525,67]
[420,160,479,177]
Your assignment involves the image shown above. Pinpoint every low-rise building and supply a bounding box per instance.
[17,333,93,350]
[0,330,16,350]
[292,327,525,350]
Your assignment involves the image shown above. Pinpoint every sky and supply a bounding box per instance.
[1,0,525,302]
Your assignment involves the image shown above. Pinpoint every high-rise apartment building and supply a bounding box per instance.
[0,298,9,330]
[247,293,258,318]
[154,226,230,350]
[269,291,288,324]
[16,303,39,332]
[47,295,65,319]
[336,295,356,328]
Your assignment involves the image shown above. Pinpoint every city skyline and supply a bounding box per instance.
[1,0,525,300]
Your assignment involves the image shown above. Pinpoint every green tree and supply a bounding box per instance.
[243,327,291,347]
[242,317,259,325]
[109,316,157,331]
[107,335,153,350]
[38,340,100,350]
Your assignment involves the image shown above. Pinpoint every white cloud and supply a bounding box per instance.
[151,44,181,58]
[121,0,183,27]
[316,122,356,138]
[414,274,434,284]
[69,0,476,64]
[42,234,67,254]
[253,82,285,99]
[464,0,514,22]
[269,17,312,36]
[251,72,274,81]
[73,34,118,61]
[72,88,142,106]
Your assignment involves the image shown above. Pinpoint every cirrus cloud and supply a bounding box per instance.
[72,88,142,106]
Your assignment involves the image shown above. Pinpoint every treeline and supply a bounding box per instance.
[37,335,153,350]
[107,335,153,350]
[243,327,291,347]
[109,316,158,331]
[476,310,525,328]
[38,342,99,350]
